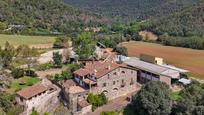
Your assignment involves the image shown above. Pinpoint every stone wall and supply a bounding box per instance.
[160,75,171,86]
[16,85,60,115]
[91,67,138,100]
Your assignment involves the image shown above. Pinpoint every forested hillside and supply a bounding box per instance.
[64,0,202,21]
[0,0,110,34]
[152,3,204,36]
[64,0,204,37]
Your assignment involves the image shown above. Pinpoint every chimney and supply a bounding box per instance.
[107,65,111,70]
[94,69,97,75]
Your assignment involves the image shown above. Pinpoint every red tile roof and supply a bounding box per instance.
[16,84,49,99]
[74,61,129,78]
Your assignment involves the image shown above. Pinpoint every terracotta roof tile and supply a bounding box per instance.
[16,84,49,99]
[74,61,129,78]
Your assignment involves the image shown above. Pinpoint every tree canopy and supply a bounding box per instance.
[132,81,172,115]
[74,32,96,59]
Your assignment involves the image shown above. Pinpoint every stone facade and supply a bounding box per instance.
[90,67,138,100]
[16,79,60,115]
[73,62,139,100]
[61,80,91,115]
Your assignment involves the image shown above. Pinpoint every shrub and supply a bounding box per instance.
[36,63,52,71]
[87,93,107,110]
[100,111,118,115]
[114,46,128,56]
[11,68,24,79]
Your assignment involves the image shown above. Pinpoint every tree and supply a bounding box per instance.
[132,81,172,115]
[53,36,71,48]
[52,52,62,68]
[171,81,204,115]
[74,32,96,59]
[11,68,25,79]
[87,93,107,110]
[114,47,128,56]
[0,42,15,68]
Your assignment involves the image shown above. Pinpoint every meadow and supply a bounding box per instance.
[122,41,204,79]
[0,34,56,47]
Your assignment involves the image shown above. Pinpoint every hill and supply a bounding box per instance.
[152,2,204,36]
[0,0,110,35]
[64,0,204,37]
[64,0,202,21]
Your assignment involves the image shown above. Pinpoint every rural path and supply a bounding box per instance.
[89,95,131,115]
[37,49,63,64]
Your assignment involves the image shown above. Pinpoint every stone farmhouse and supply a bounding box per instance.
[61,61,140,115]
[73,61,140,100]
[16,79,60,115]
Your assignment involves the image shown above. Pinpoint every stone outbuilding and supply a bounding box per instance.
[16,79,60,115]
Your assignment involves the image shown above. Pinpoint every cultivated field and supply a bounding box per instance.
[122,41,204,79]
[0,34,56,47]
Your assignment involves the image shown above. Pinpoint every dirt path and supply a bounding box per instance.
[37,49,63,64]
[89,95,131,115]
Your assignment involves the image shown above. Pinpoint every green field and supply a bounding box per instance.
[0,34,56,46]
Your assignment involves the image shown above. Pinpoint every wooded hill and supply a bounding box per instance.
[65,0,204,37]
[0,0,110,34]
[152,2,204,36]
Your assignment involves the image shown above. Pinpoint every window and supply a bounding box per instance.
[130,78,134,85]
[122,79,124,83]
[114,72,117,75]
[131,71,133,74]
[121,79,125,87]
[121,71,125,74]
[113,81,116,85]
[103,83,106,87]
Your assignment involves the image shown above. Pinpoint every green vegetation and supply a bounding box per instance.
[0,34,55,46]
[36,63,53,71]
[53,36,71,48]
[0,0,108,35]
[158,34,204,49]
[8,76,40,93]
[11,68,24,79]
[31,108,39,115]
[0,41,15,68]
[124,80,204,115]
[100,111,119,115]
[53,52,62,68]
[171,80,204,114]
[170,92,182,101]
[52,64,82,82]
[74,32,96,59]
[114,47,128,56]
[0,42,39,69]
[131,81,172,115]
[0,92,23,115]
[87,93,107,110]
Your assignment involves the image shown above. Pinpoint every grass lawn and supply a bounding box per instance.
[0,34,56,46]
[7,76,40,94]
[170,91,182,101]
[122,41,204,79]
